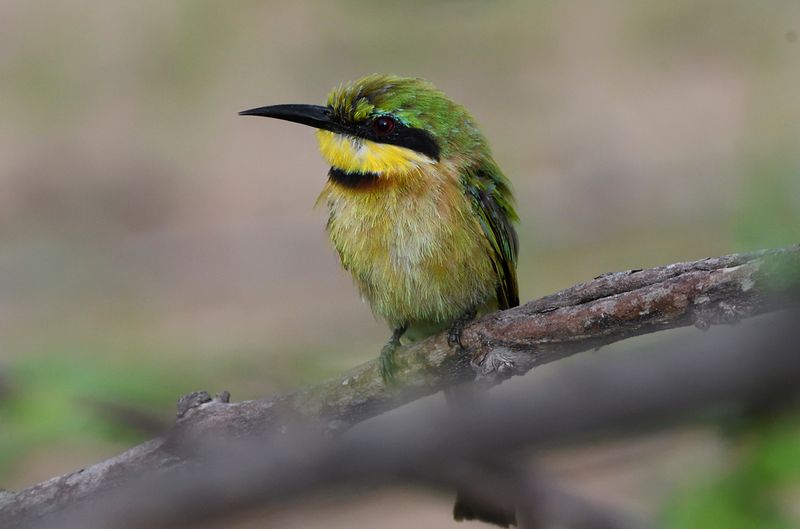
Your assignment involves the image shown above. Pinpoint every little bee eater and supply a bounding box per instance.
[241,74,518,525]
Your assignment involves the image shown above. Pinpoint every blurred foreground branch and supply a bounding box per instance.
[1,245,798,528]
[7,308,800,529]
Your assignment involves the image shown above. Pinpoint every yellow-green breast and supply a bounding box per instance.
[317,158,499,331]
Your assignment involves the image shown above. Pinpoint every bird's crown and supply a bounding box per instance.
[325,74,485,159]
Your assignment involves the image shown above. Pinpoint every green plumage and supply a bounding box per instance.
[320,75,519,338]
[242,73,519,332]
[465,162,519,310]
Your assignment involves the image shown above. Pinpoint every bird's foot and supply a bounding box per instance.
[447,307,478,349]
[379,324,408,384]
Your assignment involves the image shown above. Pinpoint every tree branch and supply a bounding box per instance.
[10,308,800,529]
[1,245,798,526]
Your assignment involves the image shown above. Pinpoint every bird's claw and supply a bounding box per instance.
[447,308,477,349]
[447,322,465,349]
[379,325,408,384]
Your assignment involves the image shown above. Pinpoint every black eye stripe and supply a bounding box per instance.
[348,119,440,161]
[328,107,441,161]
[385,128,440,161]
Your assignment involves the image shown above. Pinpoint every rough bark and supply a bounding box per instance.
[10,308,800,529]
[1,244,798,527]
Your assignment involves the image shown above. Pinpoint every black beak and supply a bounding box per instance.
[239,104,345,134]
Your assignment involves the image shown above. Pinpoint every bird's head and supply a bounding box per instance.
[240,74,489,186]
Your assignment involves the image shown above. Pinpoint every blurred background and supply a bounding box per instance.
[1,1,799,527]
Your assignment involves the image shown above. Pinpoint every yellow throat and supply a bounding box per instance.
[316,130,436,180]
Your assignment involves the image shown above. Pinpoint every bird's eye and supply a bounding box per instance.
[372,116,396,135]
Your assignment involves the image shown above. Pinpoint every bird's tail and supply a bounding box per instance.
[445,385,517,527]
[453,491,517,527]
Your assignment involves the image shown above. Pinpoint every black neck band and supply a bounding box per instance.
[328,167,380,188]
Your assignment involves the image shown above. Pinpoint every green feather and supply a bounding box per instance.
[465,162,519,310]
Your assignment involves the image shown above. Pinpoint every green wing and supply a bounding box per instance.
[466,165,519,310]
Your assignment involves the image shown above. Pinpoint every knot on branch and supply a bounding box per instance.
[176,390,231,419]
[474,347,524,383]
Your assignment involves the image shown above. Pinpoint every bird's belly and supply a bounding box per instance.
[325,191,497,328]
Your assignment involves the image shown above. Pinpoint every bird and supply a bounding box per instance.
[240,74,519,526]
